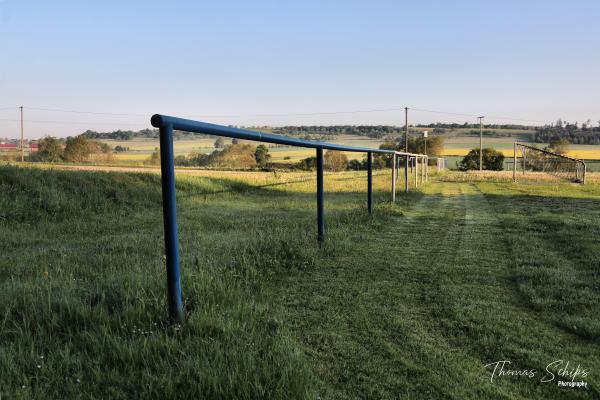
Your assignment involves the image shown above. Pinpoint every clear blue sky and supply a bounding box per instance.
[1,0,599,138]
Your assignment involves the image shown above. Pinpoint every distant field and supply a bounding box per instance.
[99,131,600,168]
[101,134,386,164]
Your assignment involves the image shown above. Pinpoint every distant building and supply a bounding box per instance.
[0,142,38,152]
[0,143,17,152]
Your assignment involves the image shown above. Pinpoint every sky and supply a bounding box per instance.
[1,0,599,138]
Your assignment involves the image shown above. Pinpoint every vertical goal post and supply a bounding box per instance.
[150,114,428,321]
[513,142,586,184]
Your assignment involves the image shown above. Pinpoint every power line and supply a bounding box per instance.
[0,118,150,126]
[23,105,411,119]
[26,106,148,117]
[410,107,547,124]
[1,104,554,125]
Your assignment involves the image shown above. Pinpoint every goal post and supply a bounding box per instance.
[513,142,586,184]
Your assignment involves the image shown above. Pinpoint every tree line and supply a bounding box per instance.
[269,125,405,139]
[78,126,409,140]
[30,136,113,163]
[533,119,600,145]
[416,122,534,130]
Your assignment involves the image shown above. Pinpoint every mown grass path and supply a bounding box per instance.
[274,181,599,399]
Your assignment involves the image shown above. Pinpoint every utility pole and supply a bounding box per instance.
[478,116,484,171]
[20,106,24,162]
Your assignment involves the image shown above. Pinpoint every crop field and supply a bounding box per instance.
[102,134,385,164]
[100,132,600,169]
[1,164,598,399]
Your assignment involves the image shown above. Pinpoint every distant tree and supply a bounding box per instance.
[36,136,63,162]
[298,156,317,170]
[547,138,569,155]
[254,144,271,167]
[377,141,397,167]
[188,152,209,166]
[372,157,387,169]
[63,136,112,163]
[214,137,225,149]
[458,148,504,171]
[63,136,91,162]
[174,155,187,166]
[202,144,257,168]
[145,151,160,165]
[424,136,445,157]
[347,159,364,171]
[324,150,348,171]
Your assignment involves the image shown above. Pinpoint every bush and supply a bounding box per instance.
[254,144,271,167]
[347,159,364,171]
[547,138,569,155]
[298,156,317,170]
[145,151,160,165]
[34,136,64,162]
[63,136,112,163]
[324,151,348,171]
[174,152,209,167]
[214,137,225,149]
[458,148,504,171]
[204,144,257,169]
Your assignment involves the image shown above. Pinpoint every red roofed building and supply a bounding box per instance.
[0,143,17,151]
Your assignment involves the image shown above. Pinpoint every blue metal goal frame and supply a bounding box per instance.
[151,114,427,321]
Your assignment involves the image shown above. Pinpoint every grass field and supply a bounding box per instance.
[1,165,599,399]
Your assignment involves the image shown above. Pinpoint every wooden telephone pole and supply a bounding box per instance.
[404,107,409,152]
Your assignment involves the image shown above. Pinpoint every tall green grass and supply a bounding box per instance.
[0,165,322,399]
[1,165,598,399]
